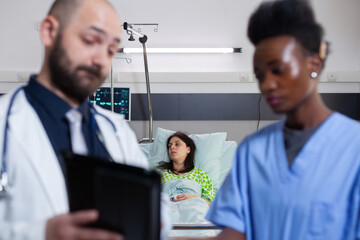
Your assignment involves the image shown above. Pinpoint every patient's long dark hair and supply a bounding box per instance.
[157,132,196,174]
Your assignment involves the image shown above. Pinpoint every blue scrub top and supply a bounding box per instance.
[207,112,360,240]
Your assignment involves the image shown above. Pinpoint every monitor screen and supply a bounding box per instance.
[89,87,130,121]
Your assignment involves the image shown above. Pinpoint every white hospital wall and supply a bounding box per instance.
[0,0,359,74]
[0,0,359,142]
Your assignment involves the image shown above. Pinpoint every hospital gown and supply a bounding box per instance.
[207,112,360,240]
[159,167,215,202]
[159,167,218,237]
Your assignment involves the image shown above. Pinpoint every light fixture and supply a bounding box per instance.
[118,47,242,54]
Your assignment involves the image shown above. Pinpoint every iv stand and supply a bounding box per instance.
[140,41,153,143]
[123,22,153,143]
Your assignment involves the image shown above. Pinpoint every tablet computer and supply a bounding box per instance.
[61,151,161,240]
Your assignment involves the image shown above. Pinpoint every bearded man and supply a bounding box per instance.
[0,0,170,239]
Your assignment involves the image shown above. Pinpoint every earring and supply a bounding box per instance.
[311,72,318,79]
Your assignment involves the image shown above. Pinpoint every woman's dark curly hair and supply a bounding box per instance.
[157,131,196,174]
[247,0,329,61]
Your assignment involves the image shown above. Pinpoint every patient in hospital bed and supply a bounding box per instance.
[157,131,216,224]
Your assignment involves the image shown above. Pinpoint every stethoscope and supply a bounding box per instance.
[0,87,121,196]
[0,87,23,195]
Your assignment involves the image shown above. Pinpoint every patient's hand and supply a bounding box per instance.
[173,194,199,202]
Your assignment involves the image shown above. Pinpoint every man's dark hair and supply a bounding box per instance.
[247,0,325,56]
[158,132,196,174]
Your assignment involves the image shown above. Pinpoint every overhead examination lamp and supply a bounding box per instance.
[123,22,154,143]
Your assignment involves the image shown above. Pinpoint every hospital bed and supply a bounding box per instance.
[140,127,237,237]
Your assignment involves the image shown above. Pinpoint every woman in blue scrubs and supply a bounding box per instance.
[181,0,360,239]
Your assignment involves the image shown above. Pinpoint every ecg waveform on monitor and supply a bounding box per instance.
[89,87,130,120]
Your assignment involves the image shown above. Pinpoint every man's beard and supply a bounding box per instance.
[48,34,106,103]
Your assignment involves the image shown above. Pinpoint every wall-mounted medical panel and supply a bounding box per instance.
[132,93,360,121]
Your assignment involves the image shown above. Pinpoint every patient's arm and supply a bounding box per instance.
[173,194,199,202]
[175,227,246,240]
[173,193,211,206]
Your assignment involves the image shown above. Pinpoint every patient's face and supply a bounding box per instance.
[168,137,191,166]
[253,35,316,114]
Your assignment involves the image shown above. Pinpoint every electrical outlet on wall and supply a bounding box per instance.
[327,72,337,82]
[239,74,249,82]
[17,72,32,82]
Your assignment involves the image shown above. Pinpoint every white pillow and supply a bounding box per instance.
[219,141,237,188]
[149,127,227,190]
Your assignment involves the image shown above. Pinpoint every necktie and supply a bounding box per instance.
[65,109,88,155]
